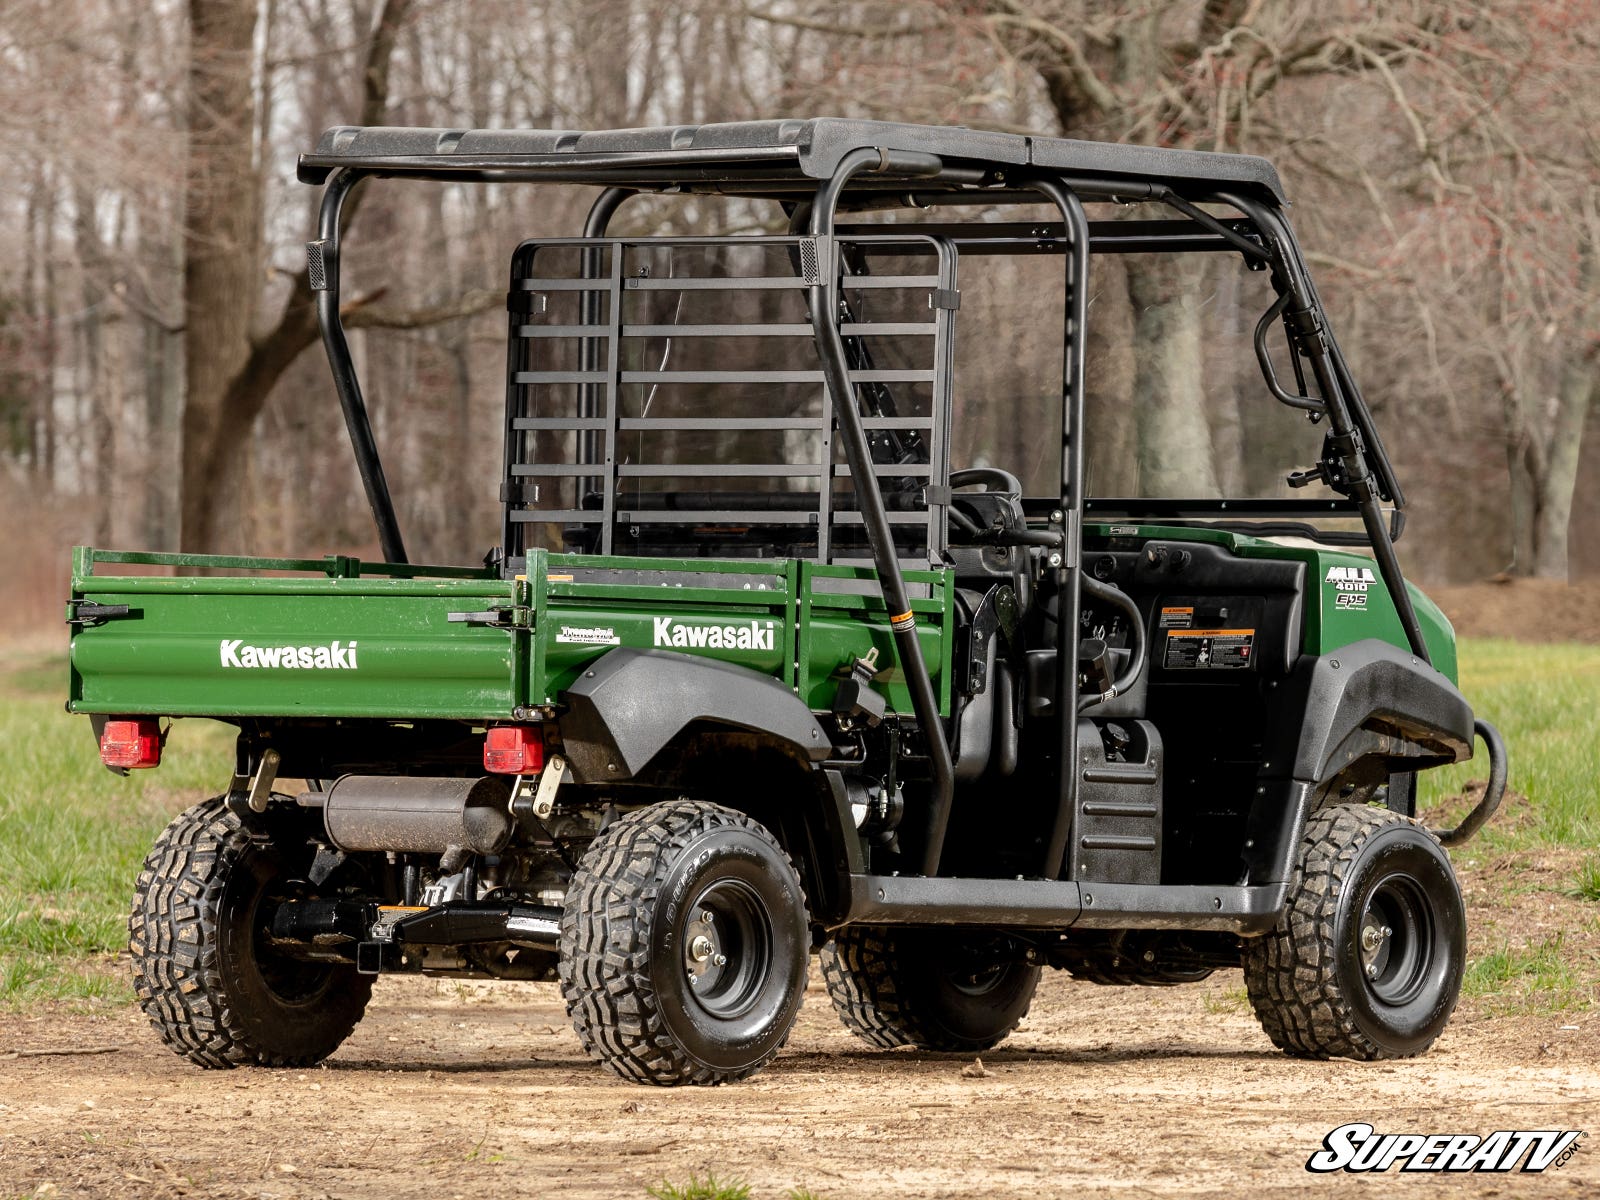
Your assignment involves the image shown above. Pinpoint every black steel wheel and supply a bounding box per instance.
[1243,802,1465,1061]
[821,927,1040,1053]
[559,800,809,1085]
[129,797,373,1068]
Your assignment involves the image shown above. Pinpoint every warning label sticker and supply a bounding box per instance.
[555,624,621,646]
[1159,606,1195,629]
[1163,629,1256,670]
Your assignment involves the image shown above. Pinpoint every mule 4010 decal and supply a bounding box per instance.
[1326,563,1377,610]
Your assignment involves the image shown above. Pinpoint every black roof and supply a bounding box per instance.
[297,117,1287,204]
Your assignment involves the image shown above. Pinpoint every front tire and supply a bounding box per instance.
[558,800,809,1085]
[129,797,373,1068]
[1243,803,1465,1061]
[821,927,1040,1053]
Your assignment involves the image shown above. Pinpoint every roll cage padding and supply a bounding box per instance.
[1287,638,1474,784]
[556,648,832,783]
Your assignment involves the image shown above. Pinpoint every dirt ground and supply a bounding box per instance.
[4,584,1596,1200]
[1,963,1595,1200]
[1428,578,1600,644]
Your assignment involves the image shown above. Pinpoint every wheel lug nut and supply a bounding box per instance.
[1382,926,1392,938]
[713,953,727,967]
[1366,963,1379,979]
[701,911,714,925]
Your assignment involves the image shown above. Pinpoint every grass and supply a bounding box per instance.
[1462,932,1598,1016]
[1201,984,1251,1015]
[644,1181,825,1200]
[1576,855,1600,903]
[0,650,233,1006]
[646,1176,752,1200]
[0,637,1594,1014]
[1418,638,1600,856]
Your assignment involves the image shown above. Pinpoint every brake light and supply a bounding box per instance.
[484,725,544,774]
[100,718,162,769]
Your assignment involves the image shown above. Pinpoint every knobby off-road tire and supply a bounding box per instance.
[1243,802,1465,1061]
[821,926,1041,1053]
[129,797,373,1068]
[558,800,809,1086]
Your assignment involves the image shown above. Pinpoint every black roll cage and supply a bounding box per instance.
[299,125,1429,881]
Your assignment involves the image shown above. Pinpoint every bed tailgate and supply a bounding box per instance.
[67,549,529,720]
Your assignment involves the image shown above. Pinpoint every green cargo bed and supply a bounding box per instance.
[68,547,954,721]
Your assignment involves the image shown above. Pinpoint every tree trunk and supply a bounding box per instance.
[28,173,59,480]
[1124,257,1219,498]
[72,183,120,545]
[1507,231,1596,580]
[179,0,411,553]
[1531,358,1597,579]
[179,0,260,552]
[1082,255,1137,498]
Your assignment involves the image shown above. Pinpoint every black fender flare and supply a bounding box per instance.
[1243,639,1475,889]
[1289,638,1474,784]
[556,648,832,783]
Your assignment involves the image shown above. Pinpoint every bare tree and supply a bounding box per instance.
[0,0,1593,586]
[180,0,412,552]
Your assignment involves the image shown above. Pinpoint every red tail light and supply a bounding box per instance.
[100,718,162,769]
[484,725,544,775]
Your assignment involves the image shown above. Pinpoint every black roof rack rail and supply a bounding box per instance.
[297,116,1287,204]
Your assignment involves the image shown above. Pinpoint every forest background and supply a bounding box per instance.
[1,0,1595,634]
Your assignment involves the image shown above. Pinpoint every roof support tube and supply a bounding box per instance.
[1024,177,1091,882]
[807,147,952,877]
[1219,191,1430,664]
[314,168,407,564]
[577,188,637,507]
[1150,187,1271,264]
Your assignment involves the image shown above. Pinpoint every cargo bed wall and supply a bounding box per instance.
[69,550,526,720]
[68,547,954,722]
[527,552,953,716]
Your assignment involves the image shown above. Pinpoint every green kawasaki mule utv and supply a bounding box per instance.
[69,119,1506,1085]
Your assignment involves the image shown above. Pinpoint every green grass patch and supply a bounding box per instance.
[1462,933,1599,1015]
[1418,639,1600,853]
[1576,855,1600,903]
[1201,984,1250,1015]
[646,1176,752,1200]
[0,651,232,1006]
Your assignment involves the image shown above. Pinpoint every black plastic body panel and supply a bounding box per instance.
[841,874,1283,934]
[1074,718,1163,886]
[1095,539,1306,675]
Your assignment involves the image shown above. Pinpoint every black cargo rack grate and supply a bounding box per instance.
[500,234,957,573]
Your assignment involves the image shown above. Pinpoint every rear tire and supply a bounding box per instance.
[1243,802,1465,1061]
[559,800,809,1085]
[821,926,1040,1053]
[129,797,373,1068]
